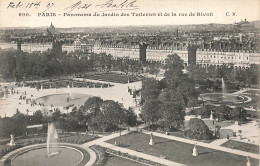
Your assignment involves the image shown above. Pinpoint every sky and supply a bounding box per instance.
[0,0,259,28]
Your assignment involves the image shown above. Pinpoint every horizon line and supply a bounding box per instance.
[1,19,259,29]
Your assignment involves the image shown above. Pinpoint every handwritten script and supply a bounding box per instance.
[6,0,139,13]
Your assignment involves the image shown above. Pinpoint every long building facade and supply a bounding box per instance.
[1,41,259,68]
[1,23,259,68]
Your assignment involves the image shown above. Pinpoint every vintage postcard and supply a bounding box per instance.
[0,0,259,165]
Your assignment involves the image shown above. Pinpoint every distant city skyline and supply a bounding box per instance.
[0,0,259,28]
[0,19,259,29]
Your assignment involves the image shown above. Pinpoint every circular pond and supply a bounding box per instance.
[200,93,248,103]
[11,146,84,166]
[36,93,92,107]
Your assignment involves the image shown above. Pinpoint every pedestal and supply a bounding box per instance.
[149,138,154,145]
[9,140,15,146]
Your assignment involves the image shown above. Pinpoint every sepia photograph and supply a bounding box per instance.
[0,0,259,165]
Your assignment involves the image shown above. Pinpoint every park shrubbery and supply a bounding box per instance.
[190,105,217,118]
[0,139,46,158]
[184,118,214,140]
[190,105,247,122]
[92,145,109,165]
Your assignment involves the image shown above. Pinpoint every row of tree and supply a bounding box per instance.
[186,64,259,89]
[0,49,146,81]
[0,97,137,138]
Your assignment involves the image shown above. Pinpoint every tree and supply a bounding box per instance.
[31,110,44,124]
[124,107,137,126]
[147,62,160,78]
[164,54,184,89]
[216,64,231,80]
[230,107,247,122]
[51,109,62,122]
[196,105,216,118]
[11,110,29,136]
[185,118,213,140]
[234,68,246,84]
[206,65,217,80]
[215,105,231,120]
[176,76,198,107]
[76,107,86,125]
[186,64,206,81]
[100,100,126,131]
[84,97,103,114]
[160,101,185,131]
[0,117,17,137]
[141,99,162,125]
[141,78,161,102]
[85,99,128,132]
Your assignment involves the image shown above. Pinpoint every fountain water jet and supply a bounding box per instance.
[67,84,73,100]
[221,77,226,99]
[47,123,59,157]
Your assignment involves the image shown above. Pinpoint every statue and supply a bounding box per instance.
[192,143,198,156]
[210,111,214,120]
[149,133,154,145]
[247,156,251,166]
[9,134,16,146]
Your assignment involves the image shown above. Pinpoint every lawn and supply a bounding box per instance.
[84,73,142,83]
[234,94,259,108]
[106,132,259,166]
[104,153,145,166]
[148,130,214,143]
[243,90,259,94]
[221,140,259,154]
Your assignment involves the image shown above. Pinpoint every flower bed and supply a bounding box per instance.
[91,145,165,166]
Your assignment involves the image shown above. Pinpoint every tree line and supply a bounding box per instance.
[186,63,259,92]
[0,49,145,81]
[0,97,137,138]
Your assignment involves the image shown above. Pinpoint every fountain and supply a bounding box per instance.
[199,77,249,104]
[221,77,226,98]
[67,84,73,100]
[6,123,88,166]
[47,123,59,157]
